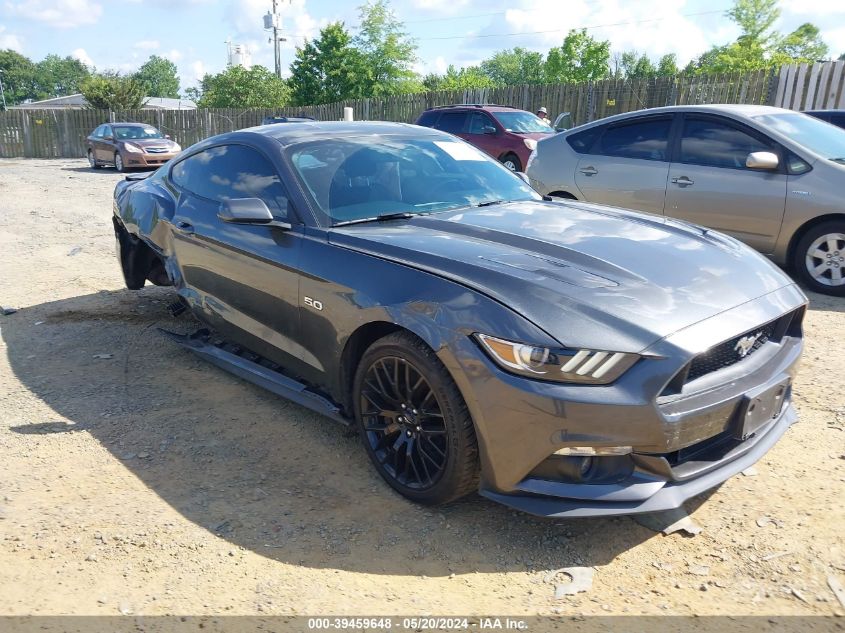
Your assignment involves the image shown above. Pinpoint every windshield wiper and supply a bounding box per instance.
[475,199,512,208]
[332,212,415,227]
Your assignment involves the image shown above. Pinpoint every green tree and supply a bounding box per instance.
[134,55,180,98]
[289,22,366,105]
[480,47,544,85]
[80,73,146,109]
[839,53,845,61]
[194,65,289,107]
[656,53,679,76]
[688,0,828,73]
[0,49,36,105]
[33,54,90,99]
[545,30,610,83]
[423,65,496,91]
[776,23,828,62]
[352,0,418,97]
[619,51,656,78]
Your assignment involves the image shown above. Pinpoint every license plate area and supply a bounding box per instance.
[733,379,790,440]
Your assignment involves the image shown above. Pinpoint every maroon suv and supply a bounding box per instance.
[415,104,554,171]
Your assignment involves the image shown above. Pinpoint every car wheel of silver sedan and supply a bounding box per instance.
[794,221,845,296]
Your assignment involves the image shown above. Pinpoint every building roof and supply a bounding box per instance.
[10,94,196,110]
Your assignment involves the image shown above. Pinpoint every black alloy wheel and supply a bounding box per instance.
[354,332,479,505]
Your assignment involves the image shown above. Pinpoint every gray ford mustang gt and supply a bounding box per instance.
[112,121,806,517]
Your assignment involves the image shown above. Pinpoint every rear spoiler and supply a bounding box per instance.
[124,172,152,182]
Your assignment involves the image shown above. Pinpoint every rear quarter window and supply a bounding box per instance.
[434,111,467,134]
[416,111,439,127]
[566,127,601,154]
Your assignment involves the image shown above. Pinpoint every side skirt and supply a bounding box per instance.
[159,328,352,427]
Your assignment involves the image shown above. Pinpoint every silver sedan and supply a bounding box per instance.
[526,104,845,296]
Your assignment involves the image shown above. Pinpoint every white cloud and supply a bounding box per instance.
[412,0,471,13]
[0,26,24,52]
[5,0,103,28]
[133,39,160,50]
[163,49,183,62]
[783,0,845,16]
[71,47,94,68]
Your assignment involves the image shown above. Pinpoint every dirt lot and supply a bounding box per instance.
[0,158,844,618]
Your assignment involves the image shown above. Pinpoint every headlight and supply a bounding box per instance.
[170,142,181,152]
[474,334,639,384]
[123,143,143,153]
[523,138,538,151]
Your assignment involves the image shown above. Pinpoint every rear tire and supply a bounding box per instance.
[114,219,151,290]
[353,331,479,505]
[501,153,522,172]
[87,149,102,169]
[792,221,845,296]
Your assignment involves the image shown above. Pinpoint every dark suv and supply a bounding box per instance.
[804,109,845,129]
[415,104,554,171]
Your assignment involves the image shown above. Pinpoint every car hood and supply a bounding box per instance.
[329,200,797,352]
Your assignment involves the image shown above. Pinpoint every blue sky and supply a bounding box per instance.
[2,0,844,93]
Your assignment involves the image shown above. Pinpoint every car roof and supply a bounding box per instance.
[804,109,845,114]
[568,104,793,130]
[242,120,450,147]
[422,104,526,113]
[109,122,152,126]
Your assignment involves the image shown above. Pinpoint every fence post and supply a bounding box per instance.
[586,82,594,123]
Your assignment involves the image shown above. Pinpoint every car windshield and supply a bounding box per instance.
[288,137,541,225]
[753,113,845,163]
[493,111,553,134]
[113,125,165,140]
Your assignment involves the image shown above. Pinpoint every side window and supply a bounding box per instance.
[170,145,292,219]
[434,112,467,134]
[596,117,671,161]
[679,117,773,169]
[467,112,495,135]
[416,111,439,127]
[566,126,602,154]
[93,125,104,138]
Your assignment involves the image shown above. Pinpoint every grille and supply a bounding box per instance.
[686,320,777,383]
[145,147,169,154]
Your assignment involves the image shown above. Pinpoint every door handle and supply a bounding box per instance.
[671,176,694,187]
[174,220,195,235]
[579,166,598,176]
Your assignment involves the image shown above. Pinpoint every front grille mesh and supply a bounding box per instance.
[686,320,777,382]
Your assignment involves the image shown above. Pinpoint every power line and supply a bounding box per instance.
[420,9,725,41]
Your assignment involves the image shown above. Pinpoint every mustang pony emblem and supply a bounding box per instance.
[735,332,762,358]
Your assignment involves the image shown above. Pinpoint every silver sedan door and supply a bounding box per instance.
[573,115,673,215]
[665,115,787,254]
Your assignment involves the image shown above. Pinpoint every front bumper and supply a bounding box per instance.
[124,151,178,168]
[441,284,806,517]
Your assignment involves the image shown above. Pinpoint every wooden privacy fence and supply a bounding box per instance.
[0,63,840,159]
[773,60,845,111]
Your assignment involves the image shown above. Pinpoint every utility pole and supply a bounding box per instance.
[264,0,288,79]
[272,0,281,79]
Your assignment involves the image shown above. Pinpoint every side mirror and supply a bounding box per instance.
[165,134,171,139]
[104,135,114,141]
[218,198,291,229]
[482,125,497,135]
[746,151,779,170]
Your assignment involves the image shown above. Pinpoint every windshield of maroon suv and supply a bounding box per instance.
[289,137,540,225]
[493,111,554,134]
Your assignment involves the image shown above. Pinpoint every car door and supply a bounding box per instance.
[166,143,311,375]
[574,115,673,215]
[462,111,501,159]
[664,114,787,254]
[91,125,108,160]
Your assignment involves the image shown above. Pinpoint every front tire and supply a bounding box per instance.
[353,332,479,505]
[114,152,126,173]
[501,153,522,172]
[792,221,845,296]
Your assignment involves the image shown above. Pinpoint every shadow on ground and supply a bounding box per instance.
[2,288,721,576]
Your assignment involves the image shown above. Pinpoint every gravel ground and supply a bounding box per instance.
[0,158,844,618]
